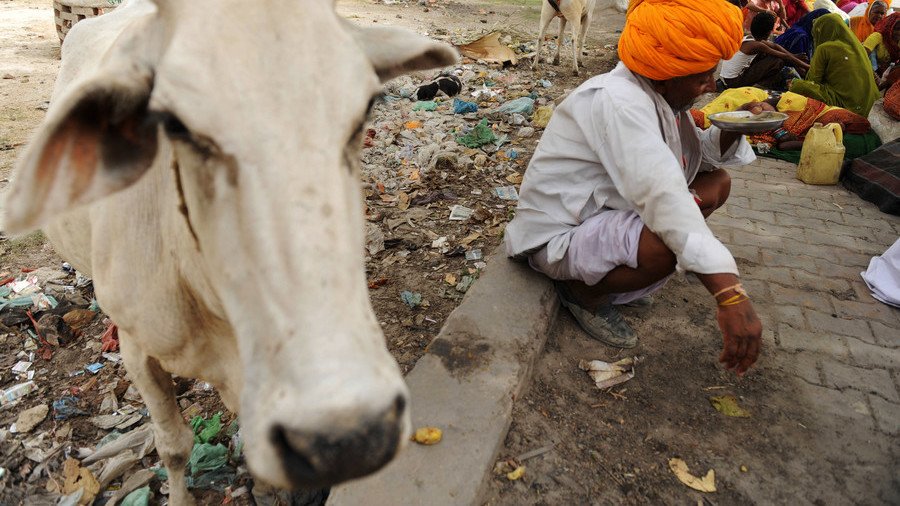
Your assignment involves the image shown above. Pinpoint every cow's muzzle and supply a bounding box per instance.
[269,393,406,488]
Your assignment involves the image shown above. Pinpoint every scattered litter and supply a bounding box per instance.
[578,357,637,389]
[457,32,519,65]
[449,205,474,221]
[516,445,554,462]
[12,403,48,433]
[506,465,526,481]
[120,486,151,506]
[412,427,442,445]
[455,275,476,293]
[494,186,519,201]
[668,458,716,493]
[12,361,32,375]
[189,443,229,475]
[537,79,552,88]
[400,291,423,309]
[471,85,503,100]
[1,380,37,406]
[61,458,101,505]
[709,395,751,418]
[465,249,483,261]
[84,424,155,464]
[532,105,554,128]
[85,362,104,375]
[191,412,223,444]
[497,97,534,115]
[456,118,497,148]
[90,412,143,431]
[53,396,88,420]
[412,101,437,112]
[740,465,748,472]
[453,98,478,114]
[444,274,458,286]
[404,120,423,129]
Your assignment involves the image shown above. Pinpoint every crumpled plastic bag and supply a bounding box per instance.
[189,443,229,475]
[453,98,478,114]
[497,97,534,116]
[120,487,151,506]
[456,118,497,148]
[412,101,437,112]
[191,412,223,443]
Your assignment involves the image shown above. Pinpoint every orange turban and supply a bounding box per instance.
[619,0,744,81]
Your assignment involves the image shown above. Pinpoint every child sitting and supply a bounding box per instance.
[720,12,811,90]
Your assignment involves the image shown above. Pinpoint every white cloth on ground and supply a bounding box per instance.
[528,209,671,305]
[861,238,900,307]
[505,62,755,277]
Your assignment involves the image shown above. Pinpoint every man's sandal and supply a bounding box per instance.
[554,281,638,348]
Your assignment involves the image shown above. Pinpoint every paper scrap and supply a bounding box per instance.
[578,357,637,389]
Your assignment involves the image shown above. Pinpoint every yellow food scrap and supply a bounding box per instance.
[412,427,442,445]
[506,466,526,481]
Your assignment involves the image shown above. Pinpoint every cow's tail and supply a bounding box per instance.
[547,0,562,13]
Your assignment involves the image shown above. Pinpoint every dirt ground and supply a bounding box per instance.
[485,270,896,505]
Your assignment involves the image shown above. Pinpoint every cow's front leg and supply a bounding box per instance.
[120,333,195,505]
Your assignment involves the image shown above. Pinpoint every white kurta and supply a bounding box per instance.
[505,62,756,276]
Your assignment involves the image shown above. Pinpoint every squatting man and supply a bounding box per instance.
[507,0,762,375]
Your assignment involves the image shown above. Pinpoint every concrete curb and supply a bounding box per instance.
[328,254,557,506]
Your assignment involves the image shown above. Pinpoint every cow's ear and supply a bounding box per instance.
[350,25,459,82]
[3,69,158,234]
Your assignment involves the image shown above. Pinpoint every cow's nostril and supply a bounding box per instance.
[270,425,317,482]
[393,394,406,418]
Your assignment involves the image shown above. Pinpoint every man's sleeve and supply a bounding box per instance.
[698,125,757,167]
[580,91,738,276]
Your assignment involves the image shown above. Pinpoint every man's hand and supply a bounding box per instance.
[716,301,762,375]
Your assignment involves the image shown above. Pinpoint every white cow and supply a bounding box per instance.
[3,0,456,503]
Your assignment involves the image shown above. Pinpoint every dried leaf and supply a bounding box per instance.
[398,192,411,211]
[668,458,716,493]
[506,173,523,184]
[457,32,519,65]
[459,232,482,246]
[709,395,750,418]
[444,274,458,286]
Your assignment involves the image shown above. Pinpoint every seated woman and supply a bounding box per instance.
[775,9,831,60]
[790,13,880,116]
[864,12,900,76]
[692,88,872,150]
[784,0,811,25]
[721,13,810,90]
[851,0,888,42]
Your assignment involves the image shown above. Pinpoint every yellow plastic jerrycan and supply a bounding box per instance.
[797,123,845,185]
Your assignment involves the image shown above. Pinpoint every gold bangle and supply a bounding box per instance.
[718,295,750,307]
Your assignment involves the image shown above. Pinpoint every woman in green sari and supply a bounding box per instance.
[789,13,880,116]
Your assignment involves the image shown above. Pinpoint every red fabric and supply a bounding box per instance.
[885,81,900,120]
[875,12,900,62]
[784,0,810,26]
[690,109,706,128]
[817,109,872,134]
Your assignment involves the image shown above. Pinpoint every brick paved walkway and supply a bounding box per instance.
[709,157,900,438]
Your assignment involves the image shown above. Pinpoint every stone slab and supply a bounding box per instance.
[328,253,558,506]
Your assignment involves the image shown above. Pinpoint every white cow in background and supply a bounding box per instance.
[3,0,457,503]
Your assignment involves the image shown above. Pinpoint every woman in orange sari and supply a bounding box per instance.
[850,0,888,42]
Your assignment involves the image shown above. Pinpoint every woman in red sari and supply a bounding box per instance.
[783,0,810,26]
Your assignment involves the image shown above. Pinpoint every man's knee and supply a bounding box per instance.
[637,228,677,272]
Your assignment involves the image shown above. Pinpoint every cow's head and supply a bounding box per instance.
[4,0,457,490]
